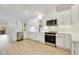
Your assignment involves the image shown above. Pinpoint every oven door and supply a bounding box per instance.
[45,34,56,44]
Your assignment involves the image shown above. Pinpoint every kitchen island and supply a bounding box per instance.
[0,35,10,54]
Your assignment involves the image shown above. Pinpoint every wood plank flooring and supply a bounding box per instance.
[8,39,71,55]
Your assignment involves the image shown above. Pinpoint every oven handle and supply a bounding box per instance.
[45,34,56,36]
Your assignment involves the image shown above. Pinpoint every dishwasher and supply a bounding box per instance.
[17,32,24,41]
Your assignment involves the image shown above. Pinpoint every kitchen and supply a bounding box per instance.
[23,4,79,55]
[0,4,79,55]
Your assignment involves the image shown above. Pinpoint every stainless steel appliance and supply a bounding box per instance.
[45,32,56,47]
[47,19,57,26]
[0,30,6,34]
[17,32,24,41]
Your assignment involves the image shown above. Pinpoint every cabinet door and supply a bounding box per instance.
[28,32,33,39]
[56,33,71,49]
[57,10,71,25]
[57,12,64,26]
[63,34,71,49]
[36,33,45,43]
[63,10,71,25]
[56,34,64,48]
[30,32,36,40]
[24,32,29,39]
[71,5,79,25]
[74,42,79,55]
[32,33,37,41]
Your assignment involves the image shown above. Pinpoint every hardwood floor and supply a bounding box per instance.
[8,39,71,55]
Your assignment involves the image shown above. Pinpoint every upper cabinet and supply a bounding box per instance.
[57,11,64,25]
[57,9,72,26]
[71,5,79,25]
[26,19,39,32]
[63,10,72,25]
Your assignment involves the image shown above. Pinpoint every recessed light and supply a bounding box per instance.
[25,11,28,14]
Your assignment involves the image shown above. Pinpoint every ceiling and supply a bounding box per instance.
[0,4,73,22]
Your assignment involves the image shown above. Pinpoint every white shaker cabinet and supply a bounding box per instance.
[29,32,35,40]
[71,5,79,25]
[56,33,71,50]
[24,32,45,43]
[57,12,64,25]
[71,33,79,55]
[56,33,64,48]
[24,32,30,39]
[57,10,71,26]
[63,10,71,25]
[74,42,79,55]
[0,35,10,54]
[63,34,71,49]
[24,32,36,40]
[32,32,37,41]
[36,32,45,43]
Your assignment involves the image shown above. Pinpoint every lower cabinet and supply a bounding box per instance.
[24,32,45,43]
[64,34,71,49]
[36,32,45,43]
[56,34,64,48]
[56,33,71,50]
[30,32,36,40]
[74,42,79,55]
[24,32,32,39]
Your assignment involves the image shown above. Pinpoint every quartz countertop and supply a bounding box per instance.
[71,33,79,42]
[24,25,79,42]
[0,35,10,49]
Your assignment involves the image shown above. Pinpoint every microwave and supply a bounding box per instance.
[47,19,57,26]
